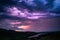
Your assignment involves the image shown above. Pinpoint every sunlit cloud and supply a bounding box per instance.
[5,19,21,24]
[5,6,60,20]
[17,25,31,30]
[6,7,25,17]
[2,19,33,31]
[7,20,21,25]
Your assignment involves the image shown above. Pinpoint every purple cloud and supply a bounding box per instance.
[5,6,60,20]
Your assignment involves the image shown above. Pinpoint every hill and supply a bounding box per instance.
[0,28,60,40]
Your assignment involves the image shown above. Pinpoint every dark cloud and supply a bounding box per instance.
[0,0,60,20]
[0,0,60,32]
[0,0,60,13]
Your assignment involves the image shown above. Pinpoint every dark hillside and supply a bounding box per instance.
[0,29,60,40]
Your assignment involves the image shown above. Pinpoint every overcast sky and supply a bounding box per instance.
[0,0,60,32]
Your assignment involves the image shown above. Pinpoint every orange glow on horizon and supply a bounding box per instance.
[18,25,31,30]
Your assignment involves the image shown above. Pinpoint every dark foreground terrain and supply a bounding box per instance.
[0,29,60,40]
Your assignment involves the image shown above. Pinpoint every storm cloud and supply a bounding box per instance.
[0,0,60,32]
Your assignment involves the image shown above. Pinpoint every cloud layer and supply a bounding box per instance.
[0,0,60,32]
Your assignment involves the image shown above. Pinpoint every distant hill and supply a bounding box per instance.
[0,28,60,40]
[0,28,38,40]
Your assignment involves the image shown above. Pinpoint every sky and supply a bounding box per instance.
[0,0,60,32]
